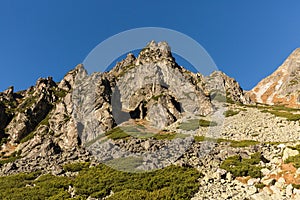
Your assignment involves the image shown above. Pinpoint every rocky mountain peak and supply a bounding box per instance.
[35,77,56,91]
[136,40,175,65]
[248,48,300,108]
[3,86,14,97]
[0,41,251,176]
[58,64,87,91]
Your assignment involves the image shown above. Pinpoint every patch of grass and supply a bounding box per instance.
[0,171,43,199]
[53,88,67,98]
[104,126,187,141]
[105,127,130,140]
[194,137,259,148]
[179,119,217,131]
[84,133,107,148]
[178,120,199,131]
[105,126,154,140]
[229,140,259,148]
[18,96,37,112]
[288,144,300,151]
[153,133,187,140]
[261,109,300,121]
[272,105,300,112]
[263,141,284,146]
[244,103,269,110]
[226,98,235,104]
[224,110,240,117]
[39,113,51,126]
[194,135,206,142]
[20,131,35,143]
[199,119,217,127]
[220,152,263,178]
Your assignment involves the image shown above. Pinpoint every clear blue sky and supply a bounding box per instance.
[1,0,300,91]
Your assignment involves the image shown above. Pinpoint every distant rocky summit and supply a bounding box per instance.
[248,48,300,108]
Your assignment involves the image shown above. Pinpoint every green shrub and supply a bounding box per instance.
[0,163,201,200]
[255,183,266,189]
[292,184,300,189]
[63,162,90,172]
[220,152,263,178]
[74,164,201,199]
[107,189,150,200]
[285,154,300,168]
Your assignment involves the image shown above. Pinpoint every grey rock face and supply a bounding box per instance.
[205,71,251,104]
[72,72,115,144]
[0,103,10,131]
[5,78,56,143]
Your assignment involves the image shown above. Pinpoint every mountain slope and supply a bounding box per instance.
[248,48,300,108]
[0,41,248,174]
[2,42,300,200]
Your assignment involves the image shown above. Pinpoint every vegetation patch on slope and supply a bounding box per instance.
[178,119,217,131]
[224,110,240,117]
[220,152,263,178]
[285,145,300,168]
[194,136,259,148]
[261,109,300,121]
[0,163,201,200]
